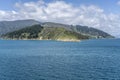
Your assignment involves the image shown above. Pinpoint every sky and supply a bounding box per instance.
[0,0,120,37]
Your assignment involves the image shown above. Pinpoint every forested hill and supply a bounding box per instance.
[0,19,40,36]
[0,20,114,40]
[2,24,114,41]
[2,25,89,41]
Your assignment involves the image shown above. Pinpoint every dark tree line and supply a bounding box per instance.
[3,25,43,39]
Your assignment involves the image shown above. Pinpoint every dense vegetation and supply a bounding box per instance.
[3,25,43,39]
[0,19,40,36]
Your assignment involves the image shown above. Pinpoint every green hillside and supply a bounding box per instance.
[2,25,89,41]
[41,22,114,38]
[0,20,114,39]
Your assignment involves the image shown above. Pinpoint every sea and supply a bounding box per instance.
[0,39,120,80]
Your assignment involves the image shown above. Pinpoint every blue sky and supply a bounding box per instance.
[0,0,120,14]
[0,0,120,37]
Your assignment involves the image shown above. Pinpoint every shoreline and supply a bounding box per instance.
[0,38,116,42]
[1,38,81,42]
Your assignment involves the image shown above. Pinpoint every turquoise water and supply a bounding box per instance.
[0,39,120,80]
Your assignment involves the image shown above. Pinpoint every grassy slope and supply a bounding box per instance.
[39,27,89,41]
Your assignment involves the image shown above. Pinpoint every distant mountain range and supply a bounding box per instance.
[0,19,114,41]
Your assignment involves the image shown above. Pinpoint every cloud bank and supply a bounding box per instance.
[0,0,120,37]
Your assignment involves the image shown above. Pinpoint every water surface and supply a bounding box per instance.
[0,39,120,80]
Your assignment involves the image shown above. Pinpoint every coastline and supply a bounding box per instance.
[1,38,81,42]
[1,37,116,42]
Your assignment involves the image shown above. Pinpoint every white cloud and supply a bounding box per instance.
[0,0,120,37]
